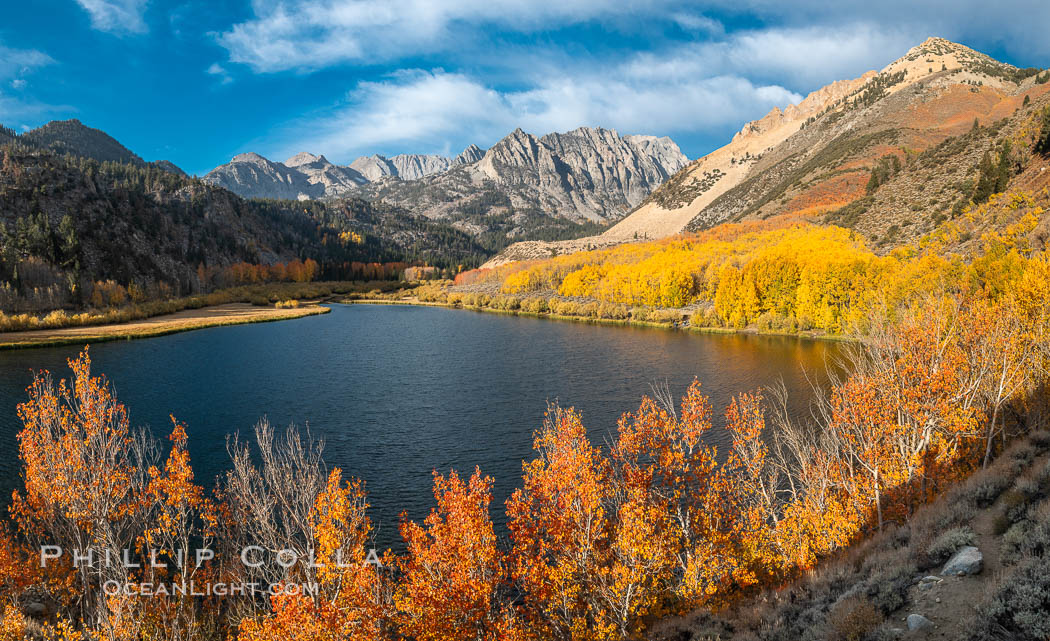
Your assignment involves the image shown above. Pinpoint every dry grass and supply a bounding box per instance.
[0,303,329,349]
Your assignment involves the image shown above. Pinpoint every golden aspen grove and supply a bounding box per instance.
[442,197,1049,337]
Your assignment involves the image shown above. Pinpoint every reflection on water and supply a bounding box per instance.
[0,303,839,540]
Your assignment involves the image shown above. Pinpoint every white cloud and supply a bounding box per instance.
[671,12,724,37]
[626,23,919,91]
[206,62,233,85]
[73,0,149,34]
[266,65,800,162]
[214,1,1050,166]
[0,45,54,81]
[217,0,678,72]
[675,0,1050,61]
[262,22,916,162]
[0,43,56,123]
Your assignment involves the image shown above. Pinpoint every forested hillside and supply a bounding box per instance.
[0,141,489,313]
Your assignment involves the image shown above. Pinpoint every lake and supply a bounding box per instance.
[0,303,839,544]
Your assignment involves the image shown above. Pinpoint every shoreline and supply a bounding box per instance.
[341,298,852,342]
[0,303,330,350]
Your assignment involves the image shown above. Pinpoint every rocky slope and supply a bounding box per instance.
[614,38,1047,240]
[206,152,323,200]
[486,37,1050,266]
[654,433,1050,641]
[366,127,687,241]
[204,127,687,241]
[285,152,367,196]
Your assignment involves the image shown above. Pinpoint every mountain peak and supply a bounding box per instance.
[20,119,146,167]
[455,144,485,165]
[285,151,329,167]
[884,35,1022,81]
[231,152,270,164]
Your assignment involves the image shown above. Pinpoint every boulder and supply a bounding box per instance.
[23,602,46,618]
[907,614,934,631]
[918,575,943,590]
[942,546,983,576]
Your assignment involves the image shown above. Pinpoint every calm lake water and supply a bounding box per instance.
[0,303,838,543]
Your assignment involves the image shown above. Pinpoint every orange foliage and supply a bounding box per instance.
[396,468,508,641]
[238,468,384,641]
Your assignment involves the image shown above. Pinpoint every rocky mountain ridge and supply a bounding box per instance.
[364,127,688,240]
[206,144,488,200]
[204,126,687,242]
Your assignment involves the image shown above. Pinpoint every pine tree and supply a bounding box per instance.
[973,150,997,204]
[995,140,1012,193]
[1035,107,1050,155]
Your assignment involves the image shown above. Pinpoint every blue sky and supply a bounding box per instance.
[2,1,1049,176]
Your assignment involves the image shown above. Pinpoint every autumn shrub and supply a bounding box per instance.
[0,605,28,641]
[648,309,686,324]
[1000,521,1031,565]
[858,552,916,614]
[910,487,976,569]
[963,466,1013,508]
[596,302,627,319]
[222,420,384,639]
[1000,501,1050,566]
[395,468,509,641]
[415,285,447,303]
[553,300,579,316]
[691,307,721,328]
[825,595,883,641]
[11,349,217,639]
[275,299,300,309]
[1009,443,1038,471]
[1000,489,1032,525]
[1014,475,1042,500]
[754,311,777,331]
[1036,460,1050,489]
[519,297,548,314]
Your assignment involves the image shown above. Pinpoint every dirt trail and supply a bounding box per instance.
[896,454,1046,639]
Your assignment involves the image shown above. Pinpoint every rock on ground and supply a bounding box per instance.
[907,613,934,631]
[942,546,983,576]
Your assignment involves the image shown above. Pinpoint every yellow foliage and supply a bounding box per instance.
[489,215,1050,335]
